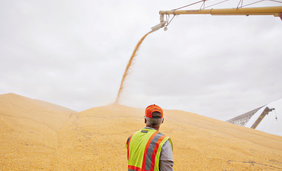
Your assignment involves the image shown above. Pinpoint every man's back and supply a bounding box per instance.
[127,127,173,171]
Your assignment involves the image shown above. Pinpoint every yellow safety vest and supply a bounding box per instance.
[126,128,172,171]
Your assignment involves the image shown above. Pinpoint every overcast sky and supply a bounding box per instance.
[1,0,281,120]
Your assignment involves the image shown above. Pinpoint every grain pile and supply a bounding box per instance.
[0,93,75,170]
[1,93,282,170]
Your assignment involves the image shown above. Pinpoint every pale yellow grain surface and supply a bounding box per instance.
[0,93,282,170]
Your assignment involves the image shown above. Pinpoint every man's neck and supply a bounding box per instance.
[145,125,160,131]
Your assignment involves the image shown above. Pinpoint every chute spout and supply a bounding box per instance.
[151,14,166,32]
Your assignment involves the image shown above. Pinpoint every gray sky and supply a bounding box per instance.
[1,0,281,120]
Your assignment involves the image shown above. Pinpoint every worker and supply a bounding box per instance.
[126,104,174,171]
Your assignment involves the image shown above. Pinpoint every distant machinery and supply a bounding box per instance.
[227,106,275,129]
[250,107,275,129]
[227,106,264,126]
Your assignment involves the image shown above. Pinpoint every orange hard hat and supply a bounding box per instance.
[145,104,163,118]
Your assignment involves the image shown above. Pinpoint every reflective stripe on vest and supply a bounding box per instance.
[126,136,132,160]
[128,165,142,171]
[127,128,170,171]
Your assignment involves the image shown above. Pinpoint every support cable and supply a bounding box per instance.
[268,0,282,3]
[205,0,231,8]
[241,0,282,7]
[173,0,207,10]
[200,0,207,9]
[241,0,266,8]
[166,15,176,26]
[237,0,244,8]
[172,0,281,11]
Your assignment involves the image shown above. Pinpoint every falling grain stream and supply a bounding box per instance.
[115,30,153,103]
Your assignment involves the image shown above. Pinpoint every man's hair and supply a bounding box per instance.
[145,111,163,126]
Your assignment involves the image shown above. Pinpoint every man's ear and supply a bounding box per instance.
[144,118,147,124]
[162,118,164,124]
